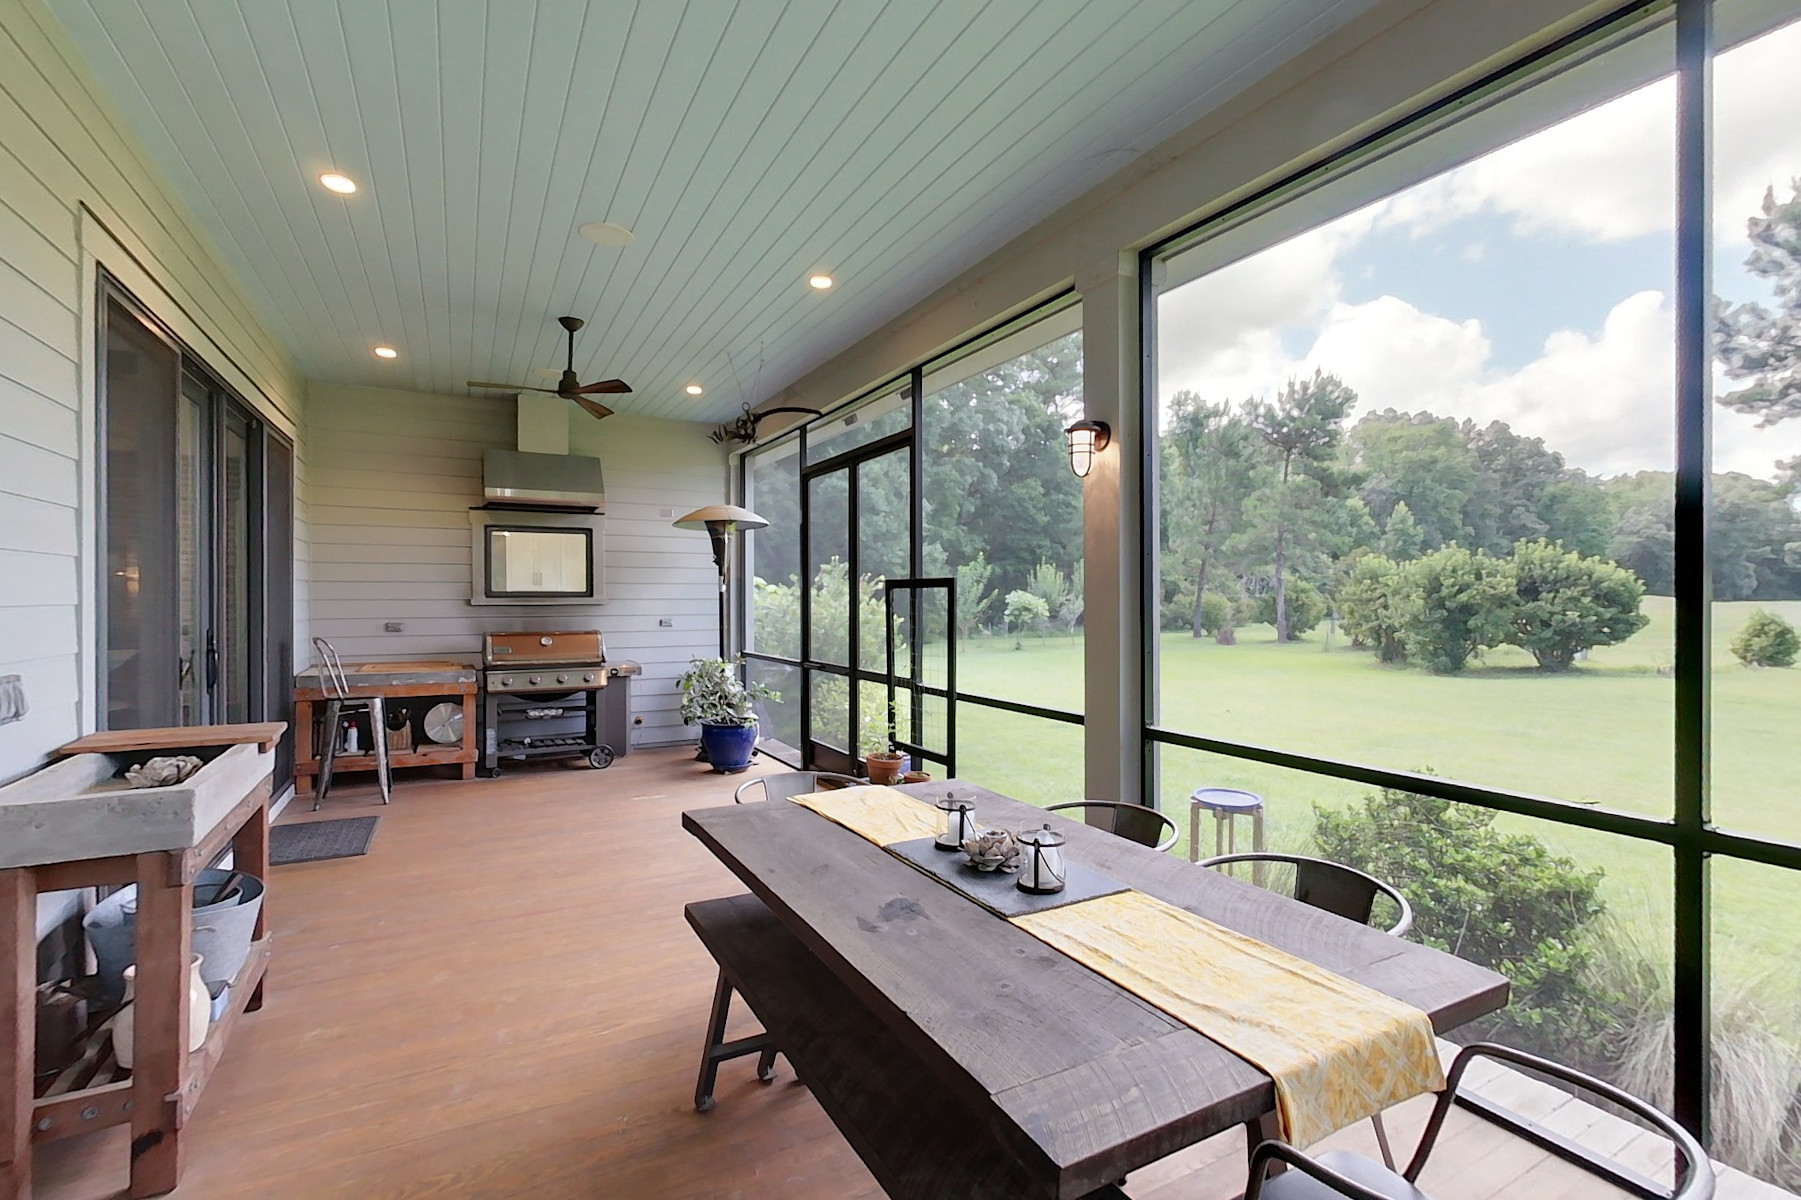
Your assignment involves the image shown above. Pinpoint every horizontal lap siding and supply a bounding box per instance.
[305,384,727,749]
[0,0,305,943]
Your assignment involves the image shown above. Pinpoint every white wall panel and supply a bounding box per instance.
[305,384,727,749]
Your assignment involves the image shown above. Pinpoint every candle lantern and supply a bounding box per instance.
[934,793,978,851]
[1017,824,1068,894]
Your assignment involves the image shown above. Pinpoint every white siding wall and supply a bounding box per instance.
[305,384,726,748]
[0,0,305,934]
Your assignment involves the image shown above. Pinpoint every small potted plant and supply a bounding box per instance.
[865,748,907,785]
[677,657,778,774]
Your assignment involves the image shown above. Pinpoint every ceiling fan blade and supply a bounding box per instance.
[467,381,562,394]
[571,396,615,421]
[572,378,632,395]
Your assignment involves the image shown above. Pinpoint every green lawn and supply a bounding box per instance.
[951,598,1801,974]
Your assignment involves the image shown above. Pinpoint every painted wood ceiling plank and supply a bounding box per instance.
[382,0,454,385]
[566,0,892,408]
[283,0,413,376]
[484,0,643,386]
[605,0,966,414]
[620,0,1088,412]
[110,0,346,366]
[3,3,297,397]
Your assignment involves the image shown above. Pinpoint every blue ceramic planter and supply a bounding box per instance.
[700,721,759,773]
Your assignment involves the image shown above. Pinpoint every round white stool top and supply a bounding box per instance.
[1189,787,1263,812]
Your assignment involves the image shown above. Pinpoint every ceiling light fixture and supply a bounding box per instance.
[373,345,399,360]
[684,383,705,396]
[319,172,358,195]
[579,221,635,247]
[808,274,835,290]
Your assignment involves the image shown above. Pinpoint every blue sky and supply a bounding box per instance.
[1158,14,1801,481]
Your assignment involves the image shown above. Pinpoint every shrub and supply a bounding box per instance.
[1003,590,1050,639]
[1339,553,1407,662]
[1732,609,1800,668]
[1314,787,1633,1075]
[1249,577,1326,639]
[1396,546,1511,673]
[1199,591,1237,643]
[1504,539,1650,672]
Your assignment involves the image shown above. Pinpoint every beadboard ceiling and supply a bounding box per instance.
[47,0,1375,420]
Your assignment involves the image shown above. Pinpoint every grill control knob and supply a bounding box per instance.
[583,672,596,683]
[501,676,512,687]
[540,636,553,646]
[529,674,541,685]
[556,673,568,684]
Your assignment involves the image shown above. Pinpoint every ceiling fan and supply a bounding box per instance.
[710,402,823,445]
[467,316,630,421]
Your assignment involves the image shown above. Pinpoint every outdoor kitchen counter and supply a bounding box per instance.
[293,661,480,793]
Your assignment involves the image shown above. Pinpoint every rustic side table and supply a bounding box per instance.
[1,722,282,1199]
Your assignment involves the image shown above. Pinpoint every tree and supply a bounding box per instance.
[1059,561,1086,634]
[1503,540,1650,672]
[1461,419,1612,557]
[1162,394,1266,636]
[1249,577,1327,638]
[1716,181,1801,426]
[1348,409,1478,549]
[1732,610,1800,667]
[1003,590,1049,642]
[953,551,1000,640]
[1340,553,1408,662]
[1026,561,1071,625]
[1240,371,1358,642]
[1397,546,1512,674]
[1378,501,1425,560]
[1314,788,1629,1073]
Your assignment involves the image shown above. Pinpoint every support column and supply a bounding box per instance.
[1079,254,1144,806]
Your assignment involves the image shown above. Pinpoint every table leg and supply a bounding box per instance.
[460,692,477,780]
[1252,807,1268,888]
[231,793,272,1012]
[128,853,192,1198]
[1,867,33,1200]
[1189,802,1201,864]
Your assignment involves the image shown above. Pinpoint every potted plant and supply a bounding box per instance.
[677,657,778,774]
[865,748,906,785]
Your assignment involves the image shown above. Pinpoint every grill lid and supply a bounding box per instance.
[483,630,605,667]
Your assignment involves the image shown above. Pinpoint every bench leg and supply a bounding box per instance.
[694,970,778,1112]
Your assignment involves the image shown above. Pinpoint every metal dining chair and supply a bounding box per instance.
[1045,800,1179,852]
[1199,851,1413,1167]
[311,637,393,809]
[732,770,861,803]
[1243,1042,1715,1200]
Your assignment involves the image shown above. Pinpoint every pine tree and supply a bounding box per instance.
[1717,180,1801,425]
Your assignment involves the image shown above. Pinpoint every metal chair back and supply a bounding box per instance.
[1045,800,1179,852]
[1243,1042,1715,1200]
[1198,852,1413,937]
[312,637,353,700]
[734,771,862,804]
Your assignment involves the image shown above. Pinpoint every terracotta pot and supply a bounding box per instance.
[865,753,906,785]
[902,771,932,784]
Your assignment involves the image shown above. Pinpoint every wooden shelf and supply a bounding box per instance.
[294,678,479,790]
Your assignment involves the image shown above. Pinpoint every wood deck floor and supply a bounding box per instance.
[31,748,1790,1200]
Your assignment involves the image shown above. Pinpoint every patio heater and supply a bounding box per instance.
[673,504,769,660]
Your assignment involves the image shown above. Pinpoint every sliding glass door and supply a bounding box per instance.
[100,282,294,785]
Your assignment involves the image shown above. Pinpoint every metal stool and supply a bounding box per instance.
[1188,787,1264,863]
[312,637,393,809]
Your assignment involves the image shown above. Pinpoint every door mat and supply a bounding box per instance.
[270,816,380,865]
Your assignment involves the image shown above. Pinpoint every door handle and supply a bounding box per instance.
[205,629,220,691]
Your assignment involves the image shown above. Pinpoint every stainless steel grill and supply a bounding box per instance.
[481,631,616,773]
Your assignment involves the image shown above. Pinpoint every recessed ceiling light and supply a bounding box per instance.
[684,383,705,396]
[319,172,358,195]
[579,221,635,248]
[373,345,399,359]
[809,274,835,290]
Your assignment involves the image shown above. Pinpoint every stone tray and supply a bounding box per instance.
[886,835,1129,918]
[0,741,271,868]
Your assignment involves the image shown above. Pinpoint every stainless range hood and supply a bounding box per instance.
[482,448,605,510]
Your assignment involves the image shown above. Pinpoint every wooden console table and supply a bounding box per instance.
[293,662,478,795]
[1,723,280,1199]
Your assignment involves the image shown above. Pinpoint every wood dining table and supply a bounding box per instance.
[681,780,1509,1200]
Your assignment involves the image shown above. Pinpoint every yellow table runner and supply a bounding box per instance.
[1015,889,1445,1146]
[789,785,941,847]
[787,786,1445,1146]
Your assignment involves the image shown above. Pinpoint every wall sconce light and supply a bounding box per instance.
[1064,419,1111,478]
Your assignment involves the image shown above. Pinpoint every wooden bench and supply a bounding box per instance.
[685,893,1128,1200]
